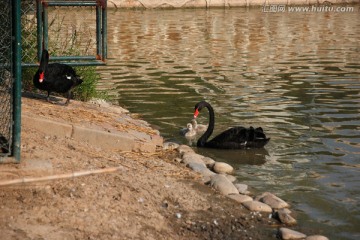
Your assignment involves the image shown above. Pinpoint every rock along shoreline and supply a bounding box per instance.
[107,0,359,9]
[164,143,329,240]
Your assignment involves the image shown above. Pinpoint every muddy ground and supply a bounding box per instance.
[0,97,281,240]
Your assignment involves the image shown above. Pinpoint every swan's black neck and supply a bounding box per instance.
[39,49,49,72]
[197,102,215,147]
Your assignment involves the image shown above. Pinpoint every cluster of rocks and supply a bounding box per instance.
[163,143,329,240]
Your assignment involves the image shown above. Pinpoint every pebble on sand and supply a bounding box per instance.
[256,192,289,209]
[163,141,179,150]
[210,174,239,195]
[182,152,206,166]
[212,162,234,174]
[227,194,253,203]
[201,157,216,168]
[277,208,297,225]
[242,200,273,213]
[279,227,307,240]
[234,183,250,195]
[187,162,207,172]
[177,144,195,156]
[224,174,237,183]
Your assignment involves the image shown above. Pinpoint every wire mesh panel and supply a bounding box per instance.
[21,0,107,67]
[0,0,13,157]
[21,0,38,65]
[46,5,97,58]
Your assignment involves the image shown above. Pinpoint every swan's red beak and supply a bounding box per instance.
[39,72,44,83]
[194,108,199,118]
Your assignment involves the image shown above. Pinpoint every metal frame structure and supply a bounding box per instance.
[0,0,21,163]
[24,0,107,67]
[12,0,22,161]
[1,0,107,163]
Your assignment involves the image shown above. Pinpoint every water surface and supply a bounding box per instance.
[54,7,360,239]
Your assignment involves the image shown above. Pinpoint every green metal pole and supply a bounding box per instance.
[12,0,22,162]
[102,1,107,60]
[36,0,43,59]
[43,4,48,50]
[96,4,101,57]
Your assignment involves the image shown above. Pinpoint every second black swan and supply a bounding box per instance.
[33,49,83,105]
[193,101,270,149]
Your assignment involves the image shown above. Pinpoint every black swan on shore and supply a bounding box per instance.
[33,49,83,105]
[193,101,270,149]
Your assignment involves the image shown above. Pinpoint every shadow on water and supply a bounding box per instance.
[196,147,269,166]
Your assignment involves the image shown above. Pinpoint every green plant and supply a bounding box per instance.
[21,6,108,102]
[73,66,108,102]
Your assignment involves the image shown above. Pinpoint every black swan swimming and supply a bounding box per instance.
[33,49,83,105]
[193,101,270,149]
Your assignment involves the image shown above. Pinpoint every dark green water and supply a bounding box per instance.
[52,6,360,239]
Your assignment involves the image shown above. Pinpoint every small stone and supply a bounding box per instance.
[89,98,112,108]
[202,157,215,168]
[202,176,211,184]
[213,162,234,174]
[161,201,169,208]
[242,201,272,213]
[234,183,250,195]
[306,235,329,240]
[175,213,182,219]
[182,152,206,165]
[163,142,179,150]
[210,174,239,195]
[227,194,253,203]
[187,162,207,172]
[224,174,237,182]
[277,209,297,225]
[279,227,307,240]
[177,145,195,156]
[256,192,289,209]
[279,208,292,214]
[197,167,216,178]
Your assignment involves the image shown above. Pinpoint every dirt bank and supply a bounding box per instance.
[0,96,281,239]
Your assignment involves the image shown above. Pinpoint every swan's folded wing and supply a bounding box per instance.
[209,127,248,144]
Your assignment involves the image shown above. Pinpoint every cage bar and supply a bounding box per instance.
[32,0,107,66]
[12,0,22,162]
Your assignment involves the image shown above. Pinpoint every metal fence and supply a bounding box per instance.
[21,0,37,66]
[0,0,13,158]
[1,0,107,162]
[22,0,107,67]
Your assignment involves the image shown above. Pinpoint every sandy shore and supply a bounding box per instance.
[0,96,283,239]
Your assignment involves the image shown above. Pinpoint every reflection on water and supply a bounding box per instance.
[55,7,360,240]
